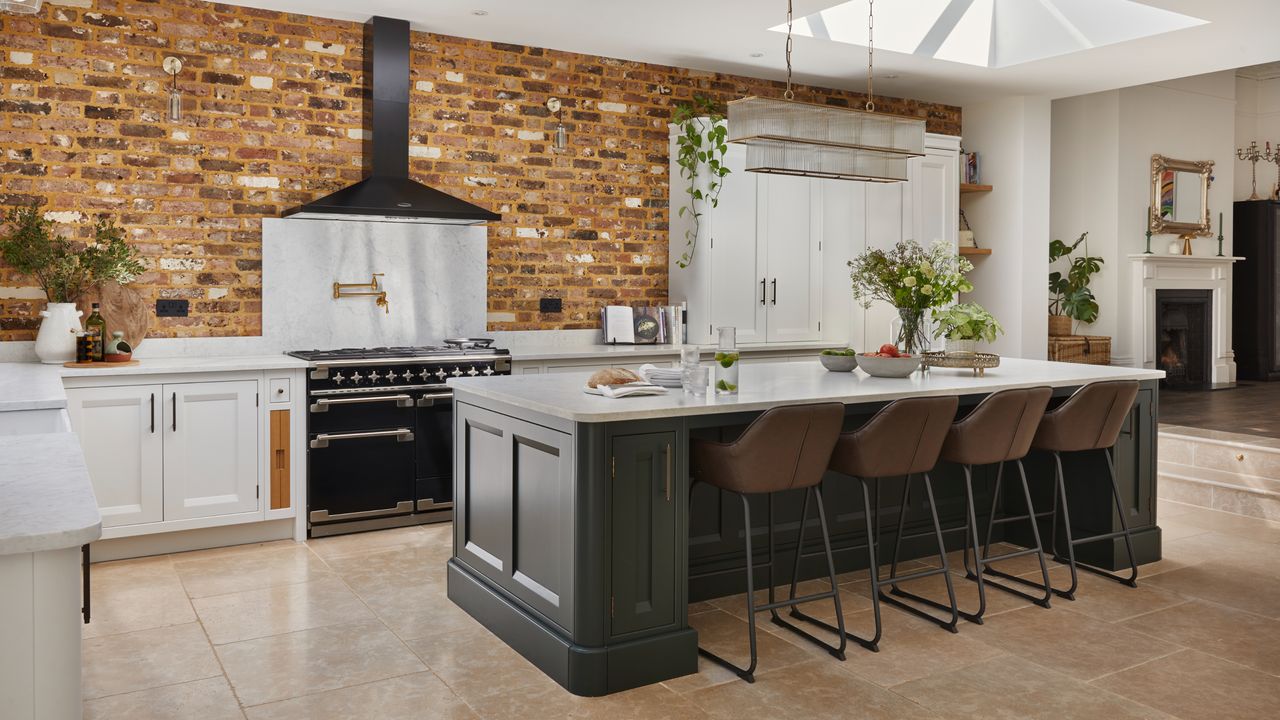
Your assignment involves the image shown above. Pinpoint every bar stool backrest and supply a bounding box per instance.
[829,396,959,478]
[690,403,844,494]
[941,387,1053,466]
[1033,380,1140,453]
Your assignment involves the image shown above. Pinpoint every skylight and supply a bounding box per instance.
[778,0,1208,69]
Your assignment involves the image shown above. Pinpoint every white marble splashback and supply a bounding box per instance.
[262,218,487,350]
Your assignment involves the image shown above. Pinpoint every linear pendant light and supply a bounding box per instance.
[728,0,924,182]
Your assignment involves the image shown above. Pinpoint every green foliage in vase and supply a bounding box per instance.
[672,95,730,269]
[847,240,974,312]
[932,302,1004,343]
[0,204,145,304]
[1048,231,1103,324]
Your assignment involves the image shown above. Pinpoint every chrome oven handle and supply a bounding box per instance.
[309,428,414,448]
[416,391,453,407]
[310,394,413,413]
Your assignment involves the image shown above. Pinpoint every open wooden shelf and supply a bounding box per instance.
[959,247,992,256]
[960,183,993,194]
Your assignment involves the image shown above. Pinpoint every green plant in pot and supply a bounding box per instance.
[671,95,730,269]
[932,302,1003,356]
[0,205,144,363]
[1048,231,1103,337]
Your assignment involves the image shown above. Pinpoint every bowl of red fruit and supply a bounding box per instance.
[857,345,922,378]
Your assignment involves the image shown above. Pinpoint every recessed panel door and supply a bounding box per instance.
[162,381,260,520]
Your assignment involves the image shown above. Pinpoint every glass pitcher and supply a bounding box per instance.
[713,326,740,395]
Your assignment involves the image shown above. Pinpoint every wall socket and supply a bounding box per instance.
[539,297,563,313]
[155,299,189,317]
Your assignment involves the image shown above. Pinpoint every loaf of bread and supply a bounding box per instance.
[587,368,642,388]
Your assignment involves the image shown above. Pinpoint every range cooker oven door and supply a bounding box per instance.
[415,389,453,511]
[308,392,417,528]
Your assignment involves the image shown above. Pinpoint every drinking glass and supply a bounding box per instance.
[687,365,709,398]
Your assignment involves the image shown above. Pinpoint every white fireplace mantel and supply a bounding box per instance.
[1128,254,1242,384]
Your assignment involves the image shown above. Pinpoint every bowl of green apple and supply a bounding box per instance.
[819,348,858,372]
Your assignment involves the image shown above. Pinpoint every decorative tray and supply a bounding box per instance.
[921,351,1000,376]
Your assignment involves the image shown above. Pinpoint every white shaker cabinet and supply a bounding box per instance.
[66,385,164,528]
[67,379,260,533]
[707,143,767,344]
[760,173,823,342]
[163,381,259,521]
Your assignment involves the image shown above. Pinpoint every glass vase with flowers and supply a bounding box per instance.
[848,240,974,355]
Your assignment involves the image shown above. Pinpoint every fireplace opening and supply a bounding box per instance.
[1156,289,1212,389]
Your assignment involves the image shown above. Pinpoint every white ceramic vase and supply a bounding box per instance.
[946,338,977,357]
[34,302,82,364]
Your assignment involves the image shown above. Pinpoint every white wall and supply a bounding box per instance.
[1235,74,1280,201]
[960,95,1053,359]
[1050,71,1237,368]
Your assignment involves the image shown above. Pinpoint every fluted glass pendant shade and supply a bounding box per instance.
[0,0,43,13]
[727,96,925,182]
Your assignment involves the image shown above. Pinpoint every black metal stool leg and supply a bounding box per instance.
[770,487,850,660]
[887,474,912,592]
[1051,448,1140,590]
[976,460,1053,609]
[1051,451,1080,599]
[881,472,960,633]
[698,492,759,683]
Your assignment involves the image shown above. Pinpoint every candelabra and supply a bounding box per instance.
[1238,141,1267,200]
[1270,142,1280,200]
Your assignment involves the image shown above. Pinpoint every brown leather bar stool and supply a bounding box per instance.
[889,387,1055,625]
[689,403,846,683]
[1024,380,1141,599]
[788,396,961,645]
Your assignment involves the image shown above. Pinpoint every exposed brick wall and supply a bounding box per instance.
[0,0,961,341]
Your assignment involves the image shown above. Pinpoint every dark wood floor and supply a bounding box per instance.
[1159,381,1280,438]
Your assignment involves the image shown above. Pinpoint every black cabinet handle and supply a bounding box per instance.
[171,392,177,432]
[771,278,777,305]
[149,393,155,434]
[760,278,766,305]
[82,543,90,625]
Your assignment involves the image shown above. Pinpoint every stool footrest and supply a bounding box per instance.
[1069,528,1132,545]
[983,546,1042,564]
[882,566,949,585]
[880,589,960,632]
[757,590,837,613]
[989,510,1054,525]
[788,608,879,652]
[974,567,1053,608]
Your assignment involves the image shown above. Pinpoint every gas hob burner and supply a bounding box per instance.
[287,344,508,363]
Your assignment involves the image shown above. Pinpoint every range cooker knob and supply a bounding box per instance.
[451,366,463,377]
[417,369,431,382]
[435,369,448,381]
[332,372,346,384]
[483,367,494,376]
[466,367,479,376]
[349,371,364,384]
[384,370,397,383]
[369,370,383,383]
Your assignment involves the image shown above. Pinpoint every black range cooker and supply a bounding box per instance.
[287,339,511,537]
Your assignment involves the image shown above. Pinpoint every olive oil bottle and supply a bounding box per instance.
[84,303,106,362]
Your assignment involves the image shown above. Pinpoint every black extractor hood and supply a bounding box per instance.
[284,17,500,225]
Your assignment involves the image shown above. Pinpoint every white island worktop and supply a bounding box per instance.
[449,357,1166,423]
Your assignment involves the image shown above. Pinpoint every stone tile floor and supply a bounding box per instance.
[82,499,1280,719]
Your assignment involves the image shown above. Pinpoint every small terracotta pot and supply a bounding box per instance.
[103,352,133,363]
[1048,315,1072,337]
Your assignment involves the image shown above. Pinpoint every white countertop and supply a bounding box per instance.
[505,340,840,362]
[59,353,308,377]
[450,357,1166,422]
[0,433,102,555]
[0,363,67,412]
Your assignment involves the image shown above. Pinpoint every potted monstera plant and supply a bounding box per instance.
[1048,232,1102,336]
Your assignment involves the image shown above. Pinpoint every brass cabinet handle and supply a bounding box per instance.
[665,443,672,502]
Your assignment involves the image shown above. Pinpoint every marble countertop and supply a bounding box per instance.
[59,354,309,377]
[505,340,840,362]
[450,357,1166,423]
[0,433,101,555]
[0,363,67,412]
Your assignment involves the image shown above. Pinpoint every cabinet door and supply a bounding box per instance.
[762,174,823,342]
[162,381,259,521]
[66,385,163,528]
[862,182,908,350]
[709,143,767,344]
[611,432,677,637]
[912,147,959,249]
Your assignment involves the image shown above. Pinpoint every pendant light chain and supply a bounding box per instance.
[784,0,794,100]
[866,0,875,112]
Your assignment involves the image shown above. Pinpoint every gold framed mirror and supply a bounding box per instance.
[1150,155,1214,237]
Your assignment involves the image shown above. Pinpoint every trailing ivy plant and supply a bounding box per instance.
[672,95,730,268]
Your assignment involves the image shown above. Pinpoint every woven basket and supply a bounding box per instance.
[1048,335,1112,366]
[1047,315,1072,337]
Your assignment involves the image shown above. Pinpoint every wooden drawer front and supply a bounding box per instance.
[270,410,290,510]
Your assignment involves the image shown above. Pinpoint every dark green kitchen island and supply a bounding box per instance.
[446,358,1165,696]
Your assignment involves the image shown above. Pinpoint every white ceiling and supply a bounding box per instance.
[214,0,1280,106]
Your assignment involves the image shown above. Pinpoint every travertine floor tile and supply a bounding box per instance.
[216,619,425,707]
[686,660,937,720]
[403,627,553,701]
[83,676,244,720]
[467,678,710,720]
[193,576,374,645]
[306,525,439,560]
[174,544,333,599]
[357,577,480,640]
[687,609,816,673]
[1143,563,1280,619]
[82,622,221,700]
[893,655,1170,719]
[243,672,477,720]
[707,578,873,624]
[836,608,1007,687]
[81,555,196,639]
[1121,600,1280,676]
[1093,649,1280,720]
[1015,565,1187,623]
[972,606,1181,681]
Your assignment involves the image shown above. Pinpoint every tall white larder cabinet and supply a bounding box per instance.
[669,120,959,348]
